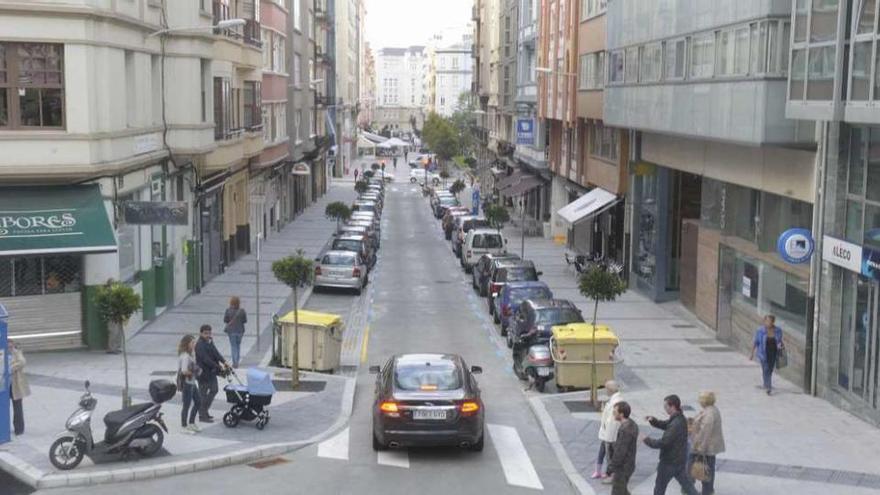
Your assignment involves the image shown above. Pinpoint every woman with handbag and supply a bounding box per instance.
[690,391,725,495]
[177,334,202,434]
[223,296,247,368]
[750,314,785,395]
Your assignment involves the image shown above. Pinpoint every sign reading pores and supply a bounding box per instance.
[0,211,77,238]
[822,235,863,273]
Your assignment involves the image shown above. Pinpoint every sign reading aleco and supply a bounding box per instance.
[822,235,880,281]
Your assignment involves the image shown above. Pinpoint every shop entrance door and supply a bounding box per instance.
[839,274,880,410]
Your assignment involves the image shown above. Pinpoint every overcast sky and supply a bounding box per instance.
[364,0,472,49]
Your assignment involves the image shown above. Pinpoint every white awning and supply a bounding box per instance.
[556,187,619,225]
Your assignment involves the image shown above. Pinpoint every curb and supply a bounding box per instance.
[527,395,595,495]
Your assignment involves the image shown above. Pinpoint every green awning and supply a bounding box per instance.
[0,185,117,256]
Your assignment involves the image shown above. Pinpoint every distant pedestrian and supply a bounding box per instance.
[607,401,638,495]
[354,168,359,182]
[404,150,409,162]
[177,335,202,434]
[594,380,623,480]
[750,314,784,395]
[9,340,30,435]
[643,394,699,495]
[195,324,229,423]
[689,391,725,495]
[223,296,247,368]
[393,156,398,170]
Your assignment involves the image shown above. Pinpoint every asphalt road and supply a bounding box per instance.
[35,180,574,495]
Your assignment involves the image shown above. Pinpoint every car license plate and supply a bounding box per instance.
[413,409,446,420]
[537,367,552,377]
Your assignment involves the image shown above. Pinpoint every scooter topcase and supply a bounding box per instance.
[149,379,177,403]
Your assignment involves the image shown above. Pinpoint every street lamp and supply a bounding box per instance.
[147,18,246,37]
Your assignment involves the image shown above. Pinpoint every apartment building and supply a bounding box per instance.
[433,37,474,117]
[473,0,501,176]
[334,0,362,175]
[604,0,817,392]
[359,42,376,129]
[374,46,427,134]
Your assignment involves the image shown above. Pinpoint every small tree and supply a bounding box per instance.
[485,204,510,231]
[450,179,466,197]
[354,180,369,195]
[272,250,314,387]
[325,201,352,232]
[439,170,450,187]
[578,267,627,405]
[94,280,142,407]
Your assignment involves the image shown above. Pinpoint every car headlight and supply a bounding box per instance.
[66,410,91,429]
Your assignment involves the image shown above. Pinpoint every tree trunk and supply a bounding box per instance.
[119,321,131,408]
[590,299,599,406]
[292,287,300,388]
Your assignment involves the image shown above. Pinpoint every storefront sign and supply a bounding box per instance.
[123,202,188,225]
[777,228,814,264]
[516,118,535,145]
[822,235,863,273]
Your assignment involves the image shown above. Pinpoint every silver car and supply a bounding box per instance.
[314,250,368,294]
[353,200,379,215]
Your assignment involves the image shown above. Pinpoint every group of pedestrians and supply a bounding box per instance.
[175,296,248,434]
[593,314,786,494]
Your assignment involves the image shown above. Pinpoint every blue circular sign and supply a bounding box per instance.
[777,228,815,264]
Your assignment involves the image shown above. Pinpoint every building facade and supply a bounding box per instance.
[334,0,362,176]
[433,40,474,116]
[374,46,427,134]
[359,42,376,129]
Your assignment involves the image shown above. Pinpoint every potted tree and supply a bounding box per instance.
[271,250,314,388]
[354,180,369,195]
[325,201,352,232]
[439,170,450,188]
[578,266,627,406]
[449,179,466,198]
[94,280,142,407]
[485,203,510,231]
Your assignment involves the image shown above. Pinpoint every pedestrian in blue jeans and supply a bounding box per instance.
[643,395,699,495]
[751,315,784,395]
[177,335,201,433]
[224,296,247,368]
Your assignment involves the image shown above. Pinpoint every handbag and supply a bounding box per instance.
[690,455,711,482]
[776,347,788,369]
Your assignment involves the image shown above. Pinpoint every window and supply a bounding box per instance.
[811,0,839,42]
[639,43,662,82]
[262,28,272,70]
[243,81,261,130]
[609,50,624,84]
[733,26,751,75]
[293,53,301,86]
[690,33,715,79]
[579,54,589,89]
[293,0,302,31]
[625,47,639,83]
[716,30,732,76]
[0,43,64,129]
[213,77,232,140]
[665,38,686,80]
[274,103,286,141]
[272,34,285,72]
[580,51,605,89]
[580,0,606,20]
[262,104,272,142]
[589,122,619,162]
[0,256,82,297]
[200,59,210,122]
[852,41,872,100]
[807,45,835,100]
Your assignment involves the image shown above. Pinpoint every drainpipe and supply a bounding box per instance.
[807,121,827,396]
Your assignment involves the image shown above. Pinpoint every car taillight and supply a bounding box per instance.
[353,267,361,277]
[459,401,480,416]
[379,401,400,417]
[314,266,322,276]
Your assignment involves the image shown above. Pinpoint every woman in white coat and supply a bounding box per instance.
[593,380,622,480]
[9,340,31,435]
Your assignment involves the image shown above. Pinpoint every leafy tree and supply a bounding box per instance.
[449,179,466,197]
[325,201,351,232]
[578,267,627,405]
[94,280,142,407]
[422,112,460,165]
[354,180,369,195]
[450,92,478,157]
[485,204,510,230]
[439,170,450,187]
[272,250,314,387]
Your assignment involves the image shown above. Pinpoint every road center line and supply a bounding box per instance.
[376,450,410,468]
[487,423,544,490]
[317,427,350,460]
[360,325,370,363]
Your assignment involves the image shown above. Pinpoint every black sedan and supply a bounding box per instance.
[370,353,485,451]
[507,298,585,349]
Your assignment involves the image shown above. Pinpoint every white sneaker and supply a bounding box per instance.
[181,426,194,435]
[189,423,201,433]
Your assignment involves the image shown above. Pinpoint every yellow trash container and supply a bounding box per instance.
[278,310,344,373]
[550,323,619,392]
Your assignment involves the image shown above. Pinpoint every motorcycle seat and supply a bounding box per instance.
[104,403,153,440]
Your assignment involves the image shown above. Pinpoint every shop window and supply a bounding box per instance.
[731,253,808,337]
[723,184,759,243]
[0,256,81,297]
[700,177,724,230]
[847,200,865,243]
[865,204,880,249]
[759,192,813,252]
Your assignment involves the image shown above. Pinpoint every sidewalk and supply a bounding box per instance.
[0,183,358,490]
[495,219,880,494]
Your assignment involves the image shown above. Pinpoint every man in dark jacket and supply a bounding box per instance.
[607,401,638,495]
[195,324,228,423]
[643,395,699,495]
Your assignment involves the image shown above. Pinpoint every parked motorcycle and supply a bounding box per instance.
[512,335,555,393]
[48,379,176,470]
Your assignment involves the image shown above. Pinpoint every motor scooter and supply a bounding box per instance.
[48,379,175,470]
[512,334,555,393]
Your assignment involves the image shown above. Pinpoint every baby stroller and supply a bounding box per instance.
[222,368,276,430]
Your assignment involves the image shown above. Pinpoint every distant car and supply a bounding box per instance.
[434,196,461,219]
[508,299,585,349]
[381,172,395,183]
[314,250,368,294]
[495,281,553,336]
[453,216,490,258]
[331,234,376,269]
[410,169,440,185]
[370,353,485,451]
[471,253,520,295]
[461,229,508,273]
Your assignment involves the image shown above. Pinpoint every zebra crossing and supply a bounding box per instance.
[316,423,544,490]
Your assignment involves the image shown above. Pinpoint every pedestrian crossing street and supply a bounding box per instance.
[315,423,544,491]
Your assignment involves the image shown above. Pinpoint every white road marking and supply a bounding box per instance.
[377,450,410,468]
[317,427,350,460]
[488,423,544,490]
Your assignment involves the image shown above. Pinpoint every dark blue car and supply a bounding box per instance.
[495,281,553,335]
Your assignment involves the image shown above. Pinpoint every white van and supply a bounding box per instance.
[461,228,508,273]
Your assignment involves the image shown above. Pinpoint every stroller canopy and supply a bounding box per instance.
[247,368,276,396]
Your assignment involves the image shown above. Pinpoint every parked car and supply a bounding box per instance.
[351,211,380,234]
[341,222,379,250]
[487,260,541,316]
[314,250,368,294]
[410,169,440,185]
[347,219,380,248]
[453,216,490,258]
[352,200,379,216]
[471,253,520,295]
[434,196,461,219]
[494,281,553,335]
[331,234,376,269]
[370,353,484,451]
[461,229,508,273]
[360,193,383,211]
[442,208,471,239]
[508,299,585,349]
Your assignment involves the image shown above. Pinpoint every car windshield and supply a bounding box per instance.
[394,360,462,391]
[464,219,490,231]
[439,197,459,205]
[322,254,356,265]
[535,307,584,325]
[509,287,551,304]
[506,267,538,281]
[332,240,362,252]
[473,234,503,249]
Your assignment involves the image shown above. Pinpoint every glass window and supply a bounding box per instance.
[700,177,724,230]
[733,26,751,74]
[858,0,877,34]
[865,204,880,250]
[609,50,624,83]
[579,54,589,89]
[869,131,880,202]
[794,0,809,42]
[665,39,686,79]
[850,127,867,195]
[394,360,462,391]
[716,30,732,76]
[807,45,835,100]
[852,41,872,101]
[847,200,864,243]
[839,273,855,388]
[790,49,807,100]
[811,0,840,42]
[625,47,639,83]
[751,22,768,75]
[0,43,64,129]
[690,33,715,79]
[639,43,661,82]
